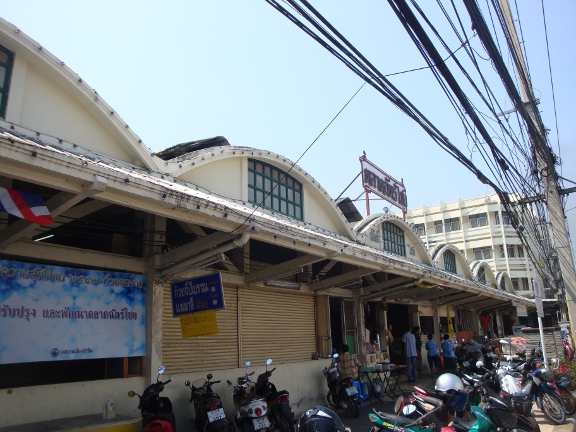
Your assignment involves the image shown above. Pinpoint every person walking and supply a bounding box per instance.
[412,326,422,371]
[402,326,418,382]
[425,333,440,377]
[386,324,394,358]
[441,333,457,372]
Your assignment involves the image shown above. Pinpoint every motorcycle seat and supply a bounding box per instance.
[371,411,415,426]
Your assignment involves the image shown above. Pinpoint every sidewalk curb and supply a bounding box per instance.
[552,423,576,432]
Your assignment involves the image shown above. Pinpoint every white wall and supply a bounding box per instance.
[0,360,332,430]
[0,376,145,428]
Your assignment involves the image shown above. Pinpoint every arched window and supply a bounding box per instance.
[0,44,14,118]
[478,267,486,284]
[248,159,303,220]
[444,250,457,274]
[382,222,405,256]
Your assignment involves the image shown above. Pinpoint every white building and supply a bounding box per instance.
[405,194,549,323]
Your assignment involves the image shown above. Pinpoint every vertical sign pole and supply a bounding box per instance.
[365,189,370,216]
[534,281,548,365]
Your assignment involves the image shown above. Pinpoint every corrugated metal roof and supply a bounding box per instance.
[153,136,230,160]
[336,197,363,223]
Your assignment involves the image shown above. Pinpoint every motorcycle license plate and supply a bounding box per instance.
[207,408,226,422]
[346,386,358,396]
[253,416,271,429]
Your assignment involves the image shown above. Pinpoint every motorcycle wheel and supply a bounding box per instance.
[209,419,231,432]
[273,414,291,432]
[348,397,359,418]
[557,389,576,416]
[540,392,566,425]
[326,393,337,409]
[516,415,540,432]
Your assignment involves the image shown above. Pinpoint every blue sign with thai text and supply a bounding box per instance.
[171,272,225,317]
[0,259,146,364]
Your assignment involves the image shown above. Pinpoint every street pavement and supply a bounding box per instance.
[333,373,575,432]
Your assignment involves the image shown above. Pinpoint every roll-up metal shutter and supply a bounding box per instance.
[240,288,315,365]
[162,283,239,373]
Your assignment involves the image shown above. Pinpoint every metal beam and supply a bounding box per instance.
[310,268,378,292]
[245,254,327,286]
[414,288,459,301]
[160,231,238,267]
[362,276,413,295]
[439,292,481,306]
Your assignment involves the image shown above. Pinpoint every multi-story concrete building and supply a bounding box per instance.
[405,194,545,301]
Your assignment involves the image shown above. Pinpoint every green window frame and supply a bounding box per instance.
[500,278,507,291]
[248,159,303,220]
[478,267,486,284]
[0,44,14,118]
[444,250,457,274]
[381,221,406,256]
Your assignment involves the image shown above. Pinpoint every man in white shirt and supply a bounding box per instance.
[402,326,418,382]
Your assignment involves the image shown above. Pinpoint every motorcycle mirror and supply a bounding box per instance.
[227,380,233,386]
[402,405,417,416]
[208,373,213,380]
[476,360,484,369]
[185,380,191,387]
[127,391,136,398]
[158,365,166,375]
[333,353,339,359]
[266,358,272,365]
[394,396,405,414]
[245,360,251,367]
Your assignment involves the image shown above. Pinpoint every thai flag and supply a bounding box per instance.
[0,187,55,226]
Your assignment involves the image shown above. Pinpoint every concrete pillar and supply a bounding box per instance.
[143,214,166,382]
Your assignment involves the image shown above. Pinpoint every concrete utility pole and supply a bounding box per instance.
[499,0,576,342]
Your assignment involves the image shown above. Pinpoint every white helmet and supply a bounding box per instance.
[434,373,464,393]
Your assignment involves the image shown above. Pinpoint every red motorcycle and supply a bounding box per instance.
[128,365,175,432]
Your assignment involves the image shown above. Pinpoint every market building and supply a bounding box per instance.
[0,18,533,430]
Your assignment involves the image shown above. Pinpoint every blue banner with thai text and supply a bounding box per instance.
[0,259,146,364]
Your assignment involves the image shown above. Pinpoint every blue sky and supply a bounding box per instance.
[1,1,574,247]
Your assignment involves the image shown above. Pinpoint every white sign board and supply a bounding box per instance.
[533,281,544,318]
[516,304,528,317]
[360,154,407,212]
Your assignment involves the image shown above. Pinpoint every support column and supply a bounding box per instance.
[143,214,166,381]
[432,300,441,343]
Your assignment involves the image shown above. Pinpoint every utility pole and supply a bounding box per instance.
[500,0,576,342]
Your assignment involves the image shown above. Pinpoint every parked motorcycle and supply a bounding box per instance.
[412,371,535,432]
[228,361,274,432]
[519,349,566,424]
[253,359,295,432]
[185,373,230,432]
[368,395,446,432]
[128,365,176,432]
[323,353,360,418]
